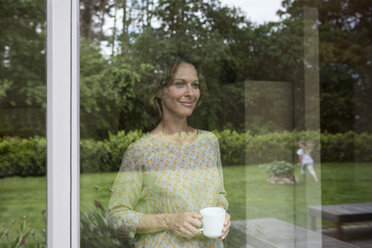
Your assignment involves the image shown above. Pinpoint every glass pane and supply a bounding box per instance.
[80,0,372,247]
[0,0,47,246]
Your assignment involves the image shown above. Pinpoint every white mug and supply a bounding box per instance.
[199,207,226,238]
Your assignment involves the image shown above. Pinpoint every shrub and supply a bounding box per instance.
[1,130,371,177]
[260,161,295,178]
[80,130,144,173]
[0,137,46,177]
[80,201,134,248]
[0,203,134,247]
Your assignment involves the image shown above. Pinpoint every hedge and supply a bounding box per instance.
[0,130,371,177]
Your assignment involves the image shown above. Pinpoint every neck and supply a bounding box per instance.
[154,112,194,135]
[157,121,190,136]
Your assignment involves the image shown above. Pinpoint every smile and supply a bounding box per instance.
[180,102,194,107]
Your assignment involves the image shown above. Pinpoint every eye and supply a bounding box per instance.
[192,82,200,89]
[173,81,185,88]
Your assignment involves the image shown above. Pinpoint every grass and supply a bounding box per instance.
[1,163,371,244]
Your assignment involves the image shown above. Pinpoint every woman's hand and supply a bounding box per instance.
[220,213,231,240]
[166,212,202,238]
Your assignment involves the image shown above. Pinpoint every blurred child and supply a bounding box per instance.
[297,140,319,182]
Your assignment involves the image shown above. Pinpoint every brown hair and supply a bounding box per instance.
[146,55,207,119]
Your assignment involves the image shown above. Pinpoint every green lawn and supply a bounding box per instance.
[1,163,371,244]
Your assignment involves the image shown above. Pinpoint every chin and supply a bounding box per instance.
[176,110,194,118]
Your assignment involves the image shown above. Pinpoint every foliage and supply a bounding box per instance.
[80,130,144,173]
[280,0,372,133]
[2,0,371,137]
[0,201,133,247]
[0,136,46,177]
[213,129,246,165]
[80,201,134,248]
[0,214,46,248]
[0,0,46,137]
[259,161,295,178]
[1,130,372,177]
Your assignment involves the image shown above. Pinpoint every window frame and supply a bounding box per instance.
[47,0,80,247]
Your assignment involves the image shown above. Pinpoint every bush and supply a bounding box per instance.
[80,130,144,173]
[213,129,246,165]
[0,203,134,247]
[1,130,371,177]
[0,137,46,177]
[259,161,295,178]
[80,201,134,248]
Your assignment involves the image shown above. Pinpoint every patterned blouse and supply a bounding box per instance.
[108,130,228,248]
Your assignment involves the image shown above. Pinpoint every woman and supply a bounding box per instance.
[297,140,319,182]
[108,58,231,247]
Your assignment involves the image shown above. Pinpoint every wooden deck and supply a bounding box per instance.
[225,218,358,248]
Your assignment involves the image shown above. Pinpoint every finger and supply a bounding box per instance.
[224,213,231,225]
[221,227,230,240]
[176,226,195,239]
[222,222,231,233]
[190,217,202,228]
[184,222,201,236]
[191,212,202,219]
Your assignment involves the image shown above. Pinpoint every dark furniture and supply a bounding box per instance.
[308,202,372,239]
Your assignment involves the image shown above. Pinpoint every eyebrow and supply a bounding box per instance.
[172,79,200,83]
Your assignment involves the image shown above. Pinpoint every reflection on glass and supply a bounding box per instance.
[80,0,371,247]
[0,0,46,246]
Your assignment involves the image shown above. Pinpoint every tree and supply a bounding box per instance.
[0,0,46,137]
[280,0,372,133]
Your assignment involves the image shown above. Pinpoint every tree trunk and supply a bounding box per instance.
[98,0,107,42]
[80,0,94,40]
[111,0,118,56]
[121,0,127,55]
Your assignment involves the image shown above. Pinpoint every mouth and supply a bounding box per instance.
[180,101,194,107]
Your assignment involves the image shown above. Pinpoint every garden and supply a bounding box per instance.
[1,162,371,247]
[1,0,372,246]
[1,130,372,246]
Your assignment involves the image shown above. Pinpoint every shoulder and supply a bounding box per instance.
[129,134,152,149]
[198,129,218,140]
[197,130,220,147]
[123,135,153,158]
[121,136,153,171]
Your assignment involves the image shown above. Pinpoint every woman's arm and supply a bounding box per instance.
[108,145,145,238]
[109,144,203,239]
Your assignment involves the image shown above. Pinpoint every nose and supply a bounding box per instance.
[184,83,195,97]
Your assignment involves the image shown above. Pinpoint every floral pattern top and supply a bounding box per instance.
[108,130,228,248]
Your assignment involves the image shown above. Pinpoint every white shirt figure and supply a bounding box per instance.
[297,148,313,165]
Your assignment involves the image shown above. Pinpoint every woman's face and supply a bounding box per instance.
[160,62,200,119]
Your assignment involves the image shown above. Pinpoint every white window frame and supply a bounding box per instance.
[47,0,79,247]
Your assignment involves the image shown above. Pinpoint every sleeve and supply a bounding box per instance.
[296,149,303,156]
[215,137,229,211]
[108,144,145,239]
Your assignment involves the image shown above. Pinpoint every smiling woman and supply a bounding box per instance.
[107,55,231,247]
[159,62,201,120]
[147,57,208,122]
